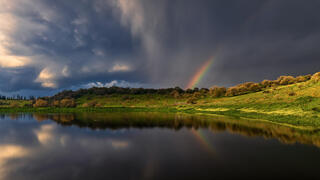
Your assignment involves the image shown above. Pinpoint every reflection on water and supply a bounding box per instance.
[30,112,320,147]
[0,113,319,179]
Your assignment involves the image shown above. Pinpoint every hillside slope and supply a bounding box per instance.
[193,80,320,128]
[70,77,320,128]
[2,73,320,128]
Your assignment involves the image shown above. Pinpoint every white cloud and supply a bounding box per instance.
[109,63,131,72]
[0,12,32,68]
[85,80,147,88]
[34,124,56,145]
[35,68,57,88]
[62,66,70,77]
[0,144,30,179]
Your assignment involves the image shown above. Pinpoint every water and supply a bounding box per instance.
[0,112,320,179]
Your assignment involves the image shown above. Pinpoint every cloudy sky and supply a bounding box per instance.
[1,0,320,96]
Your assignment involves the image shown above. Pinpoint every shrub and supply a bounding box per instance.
[95,103,104,107]
[52,100,60,107]
[82,101,97,107]
[170,90,180,98]
[242,82,255,88]
[260,80,272,88]
[187,97,197,104]
[311,72,320,82]
[185,89,194,94]
[82,103,90,108]
[209,86,226,97]
[225,87,239,96]
[288,92,296,96]
[248,83,262,92]
[274,94,282,100]
[199,88,209,94]
[60,99,76,108]
[312,107,320,112]
[296,75,311,83]
[277,76,295,85]
[10,102,20,108]
[33,99,49,108]
[192,92,202,98]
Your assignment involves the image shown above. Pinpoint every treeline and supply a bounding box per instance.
[29,72,320,107]
[51,86,188,100]
[211,74,315,97]
[0,95,35,100]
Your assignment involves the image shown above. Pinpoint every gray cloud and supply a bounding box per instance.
[0,0,320,94]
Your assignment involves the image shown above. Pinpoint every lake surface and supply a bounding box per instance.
[0,112,320,179]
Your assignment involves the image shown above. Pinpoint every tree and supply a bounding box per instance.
[277,76,295,85]
[170,90,180,98]
[296,75,311,83]
[60,99,76,108]
[311,72,320,82]
[52,100,60,107]
[209,86,226,97]
[33,99,49,108]
[260,80,272,88]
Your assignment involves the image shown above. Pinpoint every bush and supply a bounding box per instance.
[248,83,262,92]
[10,102,20,108]
[225,87,239,96]
[95,103,104,107]
[33,99,49,108]
[288,92,296,96]
[296,75,311,83]
[192,92,202,98]
[52,100,60,107]
[60,99,76,108]
[225,82,254,96]
[209,86,226,97]
[82,101,97,107]
[260,80,272,88]
[277,76,295,85]
[170,90,180,98]
[311,72,320,82]
[199,88,209,94]
[187,97,197,104]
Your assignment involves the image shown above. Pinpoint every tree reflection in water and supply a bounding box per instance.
[30,112,320,148]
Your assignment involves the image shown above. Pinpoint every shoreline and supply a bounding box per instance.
[1,106,319,130]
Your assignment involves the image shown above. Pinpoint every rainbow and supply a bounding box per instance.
[191,128,215,154]
[185,56,214,89]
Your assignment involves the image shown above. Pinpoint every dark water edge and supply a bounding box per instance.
[0,112,320,179]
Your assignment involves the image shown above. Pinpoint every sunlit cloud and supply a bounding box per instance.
[34,124,56,145]
[111,140,129,149]
[0,145,30,179]
[109,63,131,73]
[35,68,57,88]
[0,13,31,68]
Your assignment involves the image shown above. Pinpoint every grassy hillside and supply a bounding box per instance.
[1,72,320,128]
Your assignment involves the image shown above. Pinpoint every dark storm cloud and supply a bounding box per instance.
[1,0,320,94]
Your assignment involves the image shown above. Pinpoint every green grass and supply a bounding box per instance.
[2,80,320,128]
